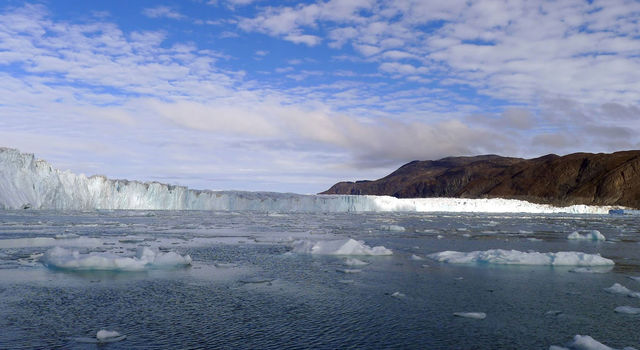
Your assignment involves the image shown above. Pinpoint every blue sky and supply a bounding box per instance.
[1,0,639,193]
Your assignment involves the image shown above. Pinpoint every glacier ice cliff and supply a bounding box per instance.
[0,148,617,213]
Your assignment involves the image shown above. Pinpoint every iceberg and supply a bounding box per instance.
[567,230,606,241]
[290,239,392,256]
[428,249,614,266]
[42,246,192,271]
[0,148,617,213]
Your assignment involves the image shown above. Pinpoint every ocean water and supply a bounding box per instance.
[0,210,639,349]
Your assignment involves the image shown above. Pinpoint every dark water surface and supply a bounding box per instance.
[0,210,639,349]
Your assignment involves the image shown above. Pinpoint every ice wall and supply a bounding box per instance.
[0,148,616,213]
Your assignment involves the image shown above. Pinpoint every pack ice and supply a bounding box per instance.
[0,148,617,213]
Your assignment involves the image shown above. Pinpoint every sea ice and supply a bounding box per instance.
[42,246,192,271]
[428,249,614,266]
[290,239,392,256]
[391,291,405,298]
[614,306,640,314]
[604,283,640,298]
[453,312,486,319]
[567,230,606,241]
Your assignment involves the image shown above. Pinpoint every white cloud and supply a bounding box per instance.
[284,33,321,46]
[238,0,640,106]
[142,6,185,20]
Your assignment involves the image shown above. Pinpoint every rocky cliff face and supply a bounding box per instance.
[321,151,640,208]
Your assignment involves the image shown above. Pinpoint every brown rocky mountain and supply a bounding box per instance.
[321,151,640,209]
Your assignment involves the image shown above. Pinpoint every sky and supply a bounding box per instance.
[1,0,639,194]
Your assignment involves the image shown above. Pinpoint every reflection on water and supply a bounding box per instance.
[0,210,639,349]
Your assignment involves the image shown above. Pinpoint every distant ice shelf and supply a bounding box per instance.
[0,147,620,213]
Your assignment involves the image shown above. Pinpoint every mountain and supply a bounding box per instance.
[321,151,640,209]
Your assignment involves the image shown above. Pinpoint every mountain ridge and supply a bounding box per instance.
[321,150,640,209]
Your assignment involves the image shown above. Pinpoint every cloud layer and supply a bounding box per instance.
[0,1,639,193]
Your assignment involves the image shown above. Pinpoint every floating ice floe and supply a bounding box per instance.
[567,230,606,241]
[550,334,638,350]
[428,249,614,266]
[42,246,192,271]
[614,306,640,314]
[290,239,392,256]
[391,291,405,298]
[604,283,640,298]
[453,312,486,319]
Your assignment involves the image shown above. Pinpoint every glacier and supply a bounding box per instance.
[0,147,619,213]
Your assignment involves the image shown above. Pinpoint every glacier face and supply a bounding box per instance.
[0,148,616,213]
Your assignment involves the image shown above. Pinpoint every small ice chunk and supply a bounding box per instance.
[381,224,405,232]
[391,291,405,298]
[336,268,362,274]
[411,254,424,261]
[549,346,569,350]
[565,335,623,350]
[614,306,640,314]
[96,330,125,343]
[291,239,392,256]
[344,258,369,266]
[567,230,606,241]
[604,283,640,298]
[428,249,614,266]
[453,312,486,319]
[97,330,120,340]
